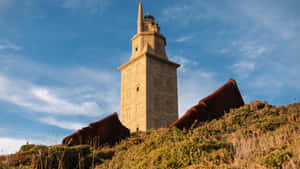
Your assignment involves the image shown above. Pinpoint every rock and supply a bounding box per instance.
[62,112,130,147]
[169,79,244,130]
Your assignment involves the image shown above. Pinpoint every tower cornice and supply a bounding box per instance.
[118,51,180,71]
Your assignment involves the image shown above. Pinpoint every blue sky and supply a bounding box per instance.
[0,0,299,154]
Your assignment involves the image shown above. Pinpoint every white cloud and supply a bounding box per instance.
[168,54,220,116]
[169,55,197,72]
[249,62,300,90]
[162,4,192,20]
[162,4,204,26]
[0,137,53,155]
[62,0,108,13]
[0,41,21,51]
[39,116,85,130]
[0,75,103,117]
[161,1,239,25]
[0,137,27,155]
[0,128,4,134]
[249,74,284,89]
[238,0,300,41]
[220,48,229,54]
[226,40,271,79]
[240,45,266,58]
[232,61,255,71]
[165,0,300,106]
[69,67,117,86]
[178,69,218,116]
[231,61,255,78]
[175,35,193,42]
[0,53,121,117]
[231,40,269,59]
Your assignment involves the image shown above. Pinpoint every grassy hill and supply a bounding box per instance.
[1,101,299,169]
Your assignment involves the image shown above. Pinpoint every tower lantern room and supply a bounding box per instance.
[131,3,167,60]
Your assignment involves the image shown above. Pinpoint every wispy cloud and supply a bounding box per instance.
[161,1,239,26]
[162,3,204,26]
[249,62,300,90]
[0,52,120,115]
[232,61,255,71]
[239,44,266,59]
[0,75,103,116]
[238,0,300,41]
[168,54,220,116]
[169,55,197,72]
[0,128,4,134]
[219,48,229,54]
[175,35,193,42]
[0,137,50,155]
[231,40,270,59]
[62,0,109,13]
[0,137,27,155]
[162,4,192,20]
[178,69,218,116]
[39,116,85,130]
[0,41,21,51]
[0,46,121,132]
[230,61,255,79]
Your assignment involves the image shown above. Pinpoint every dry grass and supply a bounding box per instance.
[231,126,299,168]
[1,100,300,169]
[98,101,300,169]
[0,144,115,169]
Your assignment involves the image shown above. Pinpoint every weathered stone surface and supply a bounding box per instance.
[169,79,244,130]
[118,3,180,132]
[62,112,130,147]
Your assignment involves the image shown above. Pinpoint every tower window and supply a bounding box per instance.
[135,48,138,51]
[137,87,139,92]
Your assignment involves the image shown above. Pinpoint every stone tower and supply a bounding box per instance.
[118,3,180,132]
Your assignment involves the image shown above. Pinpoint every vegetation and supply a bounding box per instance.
[0,101,299,169]
[0,145,114,169]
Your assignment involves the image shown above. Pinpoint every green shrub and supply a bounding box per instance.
[4,101,300,169]
[19,144,35,152]
[264,150,292,168]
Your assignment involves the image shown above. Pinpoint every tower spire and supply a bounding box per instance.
[137,2,143,33]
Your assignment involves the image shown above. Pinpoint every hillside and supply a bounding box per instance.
[1,101,299,169]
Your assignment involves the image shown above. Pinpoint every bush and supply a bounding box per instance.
[19,144,35,152]
[264,150,293,168]
[3,101,300,169]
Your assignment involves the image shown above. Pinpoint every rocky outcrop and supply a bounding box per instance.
[62,112,130,147]
[170,79,244,130]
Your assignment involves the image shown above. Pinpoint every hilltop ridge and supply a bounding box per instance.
[99,101,300,169]
[0,100,299,169]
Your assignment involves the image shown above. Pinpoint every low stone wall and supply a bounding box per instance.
[169,79,244,130]
[62,112,130,147]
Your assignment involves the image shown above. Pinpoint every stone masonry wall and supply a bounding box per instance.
[120,56,147,132]
[146,55,178,129]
